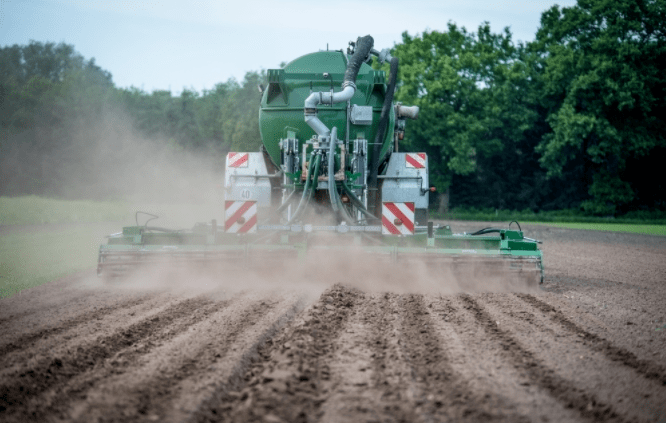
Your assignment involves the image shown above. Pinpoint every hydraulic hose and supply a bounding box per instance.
[344,35,374,86]
[326,128,356,225]
[335,192,356,225]
[370,56,399,213]
[275,189,298,214]
[328,128,341,212]
[469,228,502,236]
[341,180,379,221]
[287,153,321,224]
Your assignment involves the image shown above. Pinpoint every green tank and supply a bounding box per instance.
[259,50,395,169]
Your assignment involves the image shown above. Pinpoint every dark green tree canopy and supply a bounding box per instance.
[393,24,549,211]
[0,41,263,198]
[533,0,666,213]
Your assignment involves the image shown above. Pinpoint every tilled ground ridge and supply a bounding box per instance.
[517,293,666,385]
[192,285,359,423]
[459,295,624,422]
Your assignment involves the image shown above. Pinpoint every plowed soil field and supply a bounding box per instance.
[1,222,665,422]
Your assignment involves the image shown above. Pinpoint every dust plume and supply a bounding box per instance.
[3,98,537,296]
[94,248,539,298]
[1,102,226,226]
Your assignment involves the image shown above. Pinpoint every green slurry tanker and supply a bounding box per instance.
[98,35,544,287]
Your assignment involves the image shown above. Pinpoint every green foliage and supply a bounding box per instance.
[393,24,555,211]
[0,42,117,198]
[2,12,665,217]
[395,24,507,186]
[533,0,666,214]
[393,1,665,215]
[0,41,263,199]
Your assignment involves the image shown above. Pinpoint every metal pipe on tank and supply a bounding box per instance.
[303,35,374,138]
[304,84,355,137]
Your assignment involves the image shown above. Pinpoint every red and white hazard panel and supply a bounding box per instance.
[227,152,249,168]
[225,201,257,233]
[405,153,426,169]
[382,202,415,235]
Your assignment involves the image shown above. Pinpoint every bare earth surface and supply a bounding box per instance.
[1,221,665,422]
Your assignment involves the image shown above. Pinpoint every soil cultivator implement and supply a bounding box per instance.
[98,35,543,287]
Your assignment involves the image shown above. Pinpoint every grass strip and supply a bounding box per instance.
[0,224,118,298]
[0,196,130,225]
[522,222,666,236]
[433,208,666,225]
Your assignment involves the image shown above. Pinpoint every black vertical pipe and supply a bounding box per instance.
[370,56,399,216]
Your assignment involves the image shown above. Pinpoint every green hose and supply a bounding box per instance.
[287,153,321,224]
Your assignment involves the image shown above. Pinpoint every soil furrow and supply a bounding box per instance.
[459,294,626,423]
[0,295,222,421]
[430,295,581,422]
[518,293,666,385]
[1,223,664,422]
[0,271,98,318]
[479,293,666,422]
[188,295,308,423]
[0,294,154,359]
[366,294,420,422]
[394,294,530,422]
[192,285,359,423]
[109,299,278,423]
[317,293,417,423]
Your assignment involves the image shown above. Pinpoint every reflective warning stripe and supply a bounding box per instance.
[227,152,249,168]
[382,202,415,235]
[405,153,426,169]
[382,215,401,235]
[225,201,257,233]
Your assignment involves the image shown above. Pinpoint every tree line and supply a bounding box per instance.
[395,0,665,215]
[1,0,664,214]
[0,41,263,199]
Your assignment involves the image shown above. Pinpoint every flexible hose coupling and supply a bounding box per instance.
[341,81,356,90]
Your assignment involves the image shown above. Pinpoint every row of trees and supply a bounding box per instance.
[0,42,263,199]
[1,0,664,213]
[396,0,665,214]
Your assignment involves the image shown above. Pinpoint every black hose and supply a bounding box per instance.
[143,226,183,233]
[341,180,380,221]
[344,35,374,86]
[369,56,399,213]
[136,211,159,227]
[469,228,502,236]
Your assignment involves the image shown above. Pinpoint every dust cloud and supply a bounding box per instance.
[5,102,537,296]
[74,109,226,226]
[94,248,539,299]
[2,103,226,227]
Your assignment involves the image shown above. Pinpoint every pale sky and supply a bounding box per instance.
[1,0,577,94]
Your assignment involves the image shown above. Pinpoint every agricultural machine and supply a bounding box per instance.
[98,35,543,286]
